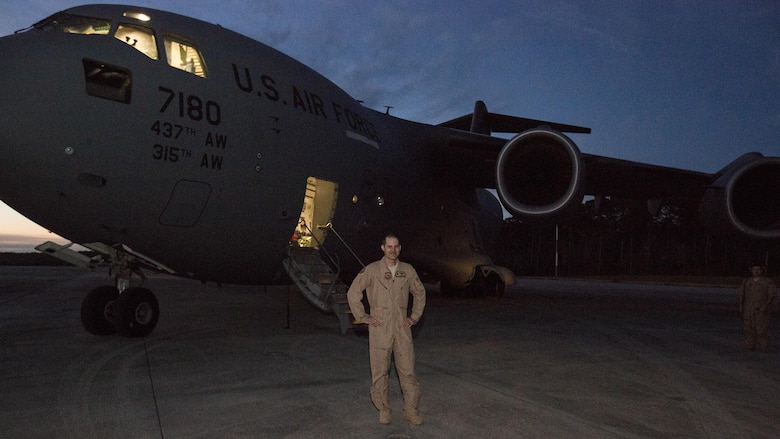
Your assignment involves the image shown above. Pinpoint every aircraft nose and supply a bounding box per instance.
[0,35,19,143]
[0,31,70,151]
[0,31,66,204]
[0,34,34,156]
[0,35,26,195]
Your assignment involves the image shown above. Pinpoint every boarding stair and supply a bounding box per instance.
[283,222,363,334]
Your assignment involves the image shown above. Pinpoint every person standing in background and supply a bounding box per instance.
[738,264,776,352]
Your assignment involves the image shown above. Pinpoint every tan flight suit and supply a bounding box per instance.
[347,258,426,418]
[738,276,776,351]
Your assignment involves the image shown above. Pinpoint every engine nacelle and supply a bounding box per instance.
[699,153,780,239]
[495,128,585,219]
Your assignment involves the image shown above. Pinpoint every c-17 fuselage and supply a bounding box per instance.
[1,5,779,337]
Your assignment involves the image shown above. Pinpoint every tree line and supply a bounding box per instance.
[495,198,780,278]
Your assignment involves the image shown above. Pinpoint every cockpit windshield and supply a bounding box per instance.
[35,11,207,79]
[36,13,111,35]
[164,34,206,77]
[115,24,158,60]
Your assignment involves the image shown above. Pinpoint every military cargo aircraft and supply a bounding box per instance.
[1,4,778,337]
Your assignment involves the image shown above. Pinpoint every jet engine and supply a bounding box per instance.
[699,153,780,239]
[495,128,585,219]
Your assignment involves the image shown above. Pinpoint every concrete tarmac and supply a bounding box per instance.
[1,266,779,438]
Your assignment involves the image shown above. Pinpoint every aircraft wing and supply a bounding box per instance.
[443,128,711,199]
[439,102,780,237]
[439,100,592,135]
[579,154,711,199]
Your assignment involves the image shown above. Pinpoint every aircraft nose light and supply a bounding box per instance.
[65,147,75,155]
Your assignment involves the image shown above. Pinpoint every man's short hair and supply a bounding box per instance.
[382,233,399,245]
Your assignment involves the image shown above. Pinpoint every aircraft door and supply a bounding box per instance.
[293,177,338,248]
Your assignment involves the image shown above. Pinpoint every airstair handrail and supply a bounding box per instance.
[317,222,366,268]
[298,220,339,270]
[294,220,343,298]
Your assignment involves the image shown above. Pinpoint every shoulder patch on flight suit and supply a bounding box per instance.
[396,271,406,278]
[384,272,392,279]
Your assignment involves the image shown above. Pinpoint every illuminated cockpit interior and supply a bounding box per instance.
[37,14,110,35]
[164,34,206,77]
[115,23,158,59]
[35,12,207,78]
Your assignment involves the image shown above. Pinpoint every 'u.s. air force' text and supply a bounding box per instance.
[231,63,380,144]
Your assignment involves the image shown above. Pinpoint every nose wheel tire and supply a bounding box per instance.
[81,285,119,335]
[112,287,159,338]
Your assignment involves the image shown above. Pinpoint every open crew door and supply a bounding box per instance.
[283,177,353,334]
[293,176,338,247]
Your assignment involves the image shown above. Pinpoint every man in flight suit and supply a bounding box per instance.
[347,233,426,425]
[738,264,776,352]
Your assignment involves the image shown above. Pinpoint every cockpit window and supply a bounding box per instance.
[115,24,158,60]
[37,14,111,35]
[164,34,207,78]
[83,59,132,104]
[34,13,210,80]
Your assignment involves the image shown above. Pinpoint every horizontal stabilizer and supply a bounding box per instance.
[439,100,591,135]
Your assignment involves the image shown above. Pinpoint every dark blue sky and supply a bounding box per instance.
[1,0,779,250]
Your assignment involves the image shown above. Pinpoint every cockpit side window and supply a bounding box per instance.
[83,59,132,104]
[115,23,158,60]
[164,34,207,78]
[37,13,111,35]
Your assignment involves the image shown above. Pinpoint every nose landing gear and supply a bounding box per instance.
[80,273,160,338]
[80,285,159,337]
[37,241,164,338]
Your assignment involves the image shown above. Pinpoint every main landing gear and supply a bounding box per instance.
[440,266,509,298]
[80,263,160,338]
